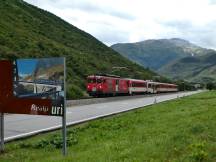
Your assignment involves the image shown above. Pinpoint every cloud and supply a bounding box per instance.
[24,0,216,49]
[159,20,216,49]
[209,0,216,4]
[92,26,130,45]
[25,0,135,20]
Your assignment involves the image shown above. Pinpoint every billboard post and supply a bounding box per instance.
[62,57,67,156]
[0,113,4,153]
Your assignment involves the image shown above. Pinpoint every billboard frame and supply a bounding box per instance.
[0,58,67,156]
[0,113,4,153]
[62,57,67,155]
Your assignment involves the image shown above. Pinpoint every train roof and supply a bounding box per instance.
[161,83,177,86]
[147,81,177,86]
[126,78,148,82]
[88,75,148,82]
[87,74,121,79]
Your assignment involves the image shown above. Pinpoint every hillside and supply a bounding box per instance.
[159,51,216,83]
[111,38,212,70]
[0,0,157,99]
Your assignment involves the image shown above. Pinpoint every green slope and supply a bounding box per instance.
[159,51,216,83]
[0,0,157,99]
[111,38,212,70]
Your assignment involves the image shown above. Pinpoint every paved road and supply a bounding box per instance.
[3,91,202,142]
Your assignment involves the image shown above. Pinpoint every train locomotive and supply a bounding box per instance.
[86,74,178,97]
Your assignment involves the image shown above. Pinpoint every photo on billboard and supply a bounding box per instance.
[13,57,65,116]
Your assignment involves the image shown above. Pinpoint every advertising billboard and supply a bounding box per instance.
[0,58,65,116]
[0,58,67,154]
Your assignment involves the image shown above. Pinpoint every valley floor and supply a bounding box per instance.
[0,91,215,162]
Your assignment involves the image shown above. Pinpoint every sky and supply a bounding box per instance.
[17,58,64,75]
[24,0,216,49]
[17,59,38,76]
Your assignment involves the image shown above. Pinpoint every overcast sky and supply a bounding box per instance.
[24,0,216,49]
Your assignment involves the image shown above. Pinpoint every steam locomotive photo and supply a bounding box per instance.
[87,74,178,97]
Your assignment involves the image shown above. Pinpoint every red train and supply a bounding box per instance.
[86,74,178,97]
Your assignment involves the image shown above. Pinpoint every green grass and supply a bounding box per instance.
[1,91,216,161]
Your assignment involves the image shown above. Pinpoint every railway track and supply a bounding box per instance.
[67,92,184,107]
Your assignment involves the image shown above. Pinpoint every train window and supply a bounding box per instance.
[127,81,130,86]
[116,80,119,84]
[88,78,96,83]
[131,82,146,87]
[97,79,102,83]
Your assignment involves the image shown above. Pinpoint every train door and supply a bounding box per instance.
[107,79,112,93]
[127,81,132,95]
[147,83,152,93]
[115,79,119,93]
[153,84,157,93]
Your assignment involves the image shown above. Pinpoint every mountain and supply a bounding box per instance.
[34,58,64,81]
[0,0,158,99]
[111,38,213,70]
[159,51,216,83]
